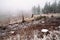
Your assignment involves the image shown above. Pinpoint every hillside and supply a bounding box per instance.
[0,14,60,40]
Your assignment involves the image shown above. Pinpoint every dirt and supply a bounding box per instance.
[0,16,60,40]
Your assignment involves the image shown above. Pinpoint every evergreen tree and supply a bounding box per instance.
[32,6,36,14]
[51,0,57,13]
[57,1,60,13]
[42,3,49,13]
[37,5,40,14]
[42,0,58,13]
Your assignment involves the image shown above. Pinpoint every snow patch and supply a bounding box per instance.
[41,29,48,33]
[10,31,15,34]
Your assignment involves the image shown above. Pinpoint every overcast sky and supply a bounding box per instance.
[0,0,59,12]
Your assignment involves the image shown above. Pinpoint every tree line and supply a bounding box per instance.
[32,1,60,14]
[32,5,40,15]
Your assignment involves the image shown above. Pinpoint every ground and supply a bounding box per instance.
[0,14,60,40]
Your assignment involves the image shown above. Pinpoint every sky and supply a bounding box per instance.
[0,0,59,13]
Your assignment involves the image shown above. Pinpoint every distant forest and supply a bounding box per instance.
[32,0,60,14]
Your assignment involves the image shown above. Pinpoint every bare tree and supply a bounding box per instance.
[22,13,25,23]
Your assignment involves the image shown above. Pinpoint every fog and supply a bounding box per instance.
[0,0,59,19]
[0,0,55,12]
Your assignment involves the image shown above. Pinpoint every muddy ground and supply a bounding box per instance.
[0,16,60,40]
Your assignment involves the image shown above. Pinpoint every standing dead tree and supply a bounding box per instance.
[22,13,25,23]
[31,14,34,18]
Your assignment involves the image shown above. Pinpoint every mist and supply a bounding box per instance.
[0,0,59,20]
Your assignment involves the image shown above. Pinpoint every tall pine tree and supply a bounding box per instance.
[57,1,60,13]
[37,5,40,14]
